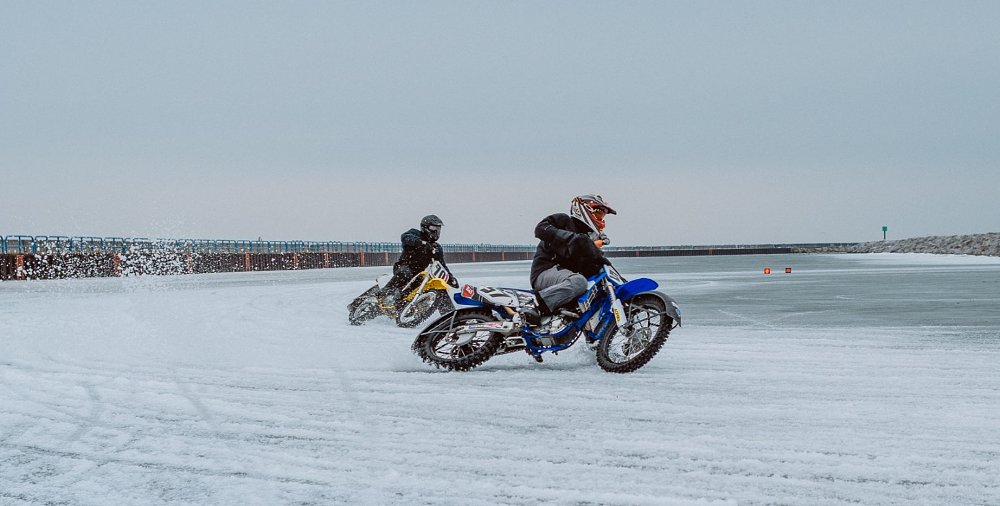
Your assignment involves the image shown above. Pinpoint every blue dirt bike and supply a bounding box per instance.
[411,262,681,373]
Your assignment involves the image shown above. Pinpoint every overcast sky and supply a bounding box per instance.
[2,1,998,246]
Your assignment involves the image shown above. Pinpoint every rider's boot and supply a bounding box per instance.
[521,297,551,327]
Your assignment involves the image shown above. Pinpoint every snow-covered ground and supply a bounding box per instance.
[2,254,999,505]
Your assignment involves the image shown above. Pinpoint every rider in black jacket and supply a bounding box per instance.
[380,215,457,303]
[524,195,615,325]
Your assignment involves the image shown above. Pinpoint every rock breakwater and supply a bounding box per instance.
[801,233,1000,257]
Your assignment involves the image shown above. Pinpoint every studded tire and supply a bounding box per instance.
[412,309,504,372]
[595,294,672,373]
[395,290,442,328]
[348,285,382,326]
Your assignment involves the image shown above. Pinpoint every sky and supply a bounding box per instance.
[2,1,998,246]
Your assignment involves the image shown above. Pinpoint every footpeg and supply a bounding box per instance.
[557,309,581,320]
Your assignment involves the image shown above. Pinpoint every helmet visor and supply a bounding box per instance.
[423,224,441,240]
[586,206,607,230]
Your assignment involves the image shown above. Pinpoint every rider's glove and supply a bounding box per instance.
[569,233,601,260]
[447,276,459,288]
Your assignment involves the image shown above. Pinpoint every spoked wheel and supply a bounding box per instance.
[435,293,456,316]
[348,286,382,326]
[414,309,504,371]
[595,295,672,373]
[396,290,441,328]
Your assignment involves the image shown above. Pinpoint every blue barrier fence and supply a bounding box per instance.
[1,233,865,280]
[0,234,861,256]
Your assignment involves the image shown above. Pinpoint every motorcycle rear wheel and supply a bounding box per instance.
[415,309,503,371]
[348,285,382,326]
[595,294,671,373]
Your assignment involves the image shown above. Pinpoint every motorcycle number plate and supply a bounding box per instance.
[611,299,626,326]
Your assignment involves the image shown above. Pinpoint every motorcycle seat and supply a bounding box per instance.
[462,285,537,309]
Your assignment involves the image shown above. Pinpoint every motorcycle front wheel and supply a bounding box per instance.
[595,294,672,373]
[348,285,382,326]
[414,309,504,371]
[395,290,442,328]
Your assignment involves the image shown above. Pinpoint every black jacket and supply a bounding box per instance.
[395,228,448,273]
[530,213,606,286]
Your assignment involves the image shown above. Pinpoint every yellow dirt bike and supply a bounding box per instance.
[347,260,457,328]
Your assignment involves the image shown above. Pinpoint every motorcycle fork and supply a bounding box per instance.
[583,282,627,343]
[404,273,430,301]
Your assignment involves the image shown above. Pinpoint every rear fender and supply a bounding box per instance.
[417,307,486,338]
[347,284,381,311]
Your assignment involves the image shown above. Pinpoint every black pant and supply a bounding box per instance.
[382,264,415,295]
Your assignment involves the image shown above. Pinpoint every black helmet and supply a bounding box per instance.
[569,194,616,232]
[420,214,444,241]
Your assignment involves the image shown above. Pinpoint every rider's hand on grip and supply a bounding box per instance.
[570,233,601,260]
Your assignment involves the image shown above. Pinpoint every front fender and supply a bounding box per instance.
[619,289,682,328]
[424,278,450,291]
[615,277,659,301]
[647,290,682,327]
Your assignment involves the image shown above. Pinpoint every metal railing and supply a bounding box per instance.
[2,234,865,257]
[1,234,868,281]
[1,234,539,256]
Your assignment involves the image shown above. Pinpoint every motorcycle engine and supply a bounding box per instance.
[539,315,571,334]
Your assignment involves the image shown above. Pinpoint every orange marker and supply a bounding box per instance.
[763,267,771,274]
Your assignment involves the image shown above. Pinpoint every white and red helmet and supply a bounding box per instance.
[569,194,616,233]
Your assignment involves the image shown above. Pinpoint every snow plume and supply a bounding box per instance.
[118,242,191,277]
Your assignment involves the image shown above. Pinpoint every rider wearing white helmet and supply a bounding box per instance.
[523,194,616,325]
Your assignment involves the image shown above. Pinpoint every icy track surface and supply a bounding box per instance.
[2,254,999,505]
